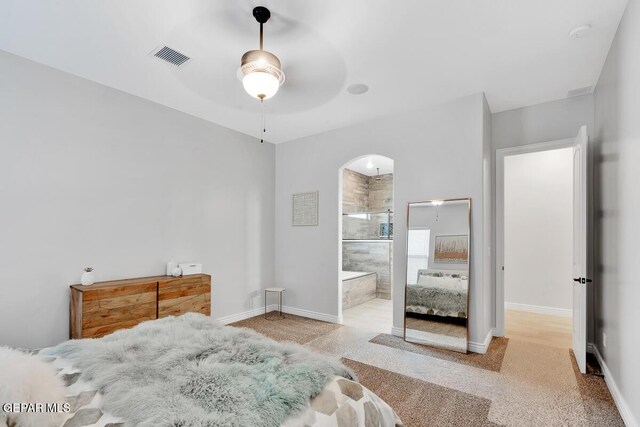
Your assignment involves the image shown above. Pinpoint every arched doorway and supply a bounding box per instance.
[339,155,394,332]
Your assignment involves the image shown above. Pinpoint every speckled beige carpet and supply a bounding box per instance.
[342,358,499,427]
[370,334,509,372]
[570,351,624,426]
[234,314,624,426]
[230,313,342,344]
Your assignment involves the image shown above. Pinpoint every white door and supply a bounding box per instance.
[572,125,589,373]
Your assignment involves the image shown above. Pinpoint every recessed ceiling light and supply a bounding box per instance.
[569,24,591,39]
[347,83,369,95]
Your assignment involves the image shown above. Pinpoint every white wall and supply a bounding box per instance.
[275,93,492,345]
[0,51,275,349]
[504,149,573,313]
[593,0,640,423]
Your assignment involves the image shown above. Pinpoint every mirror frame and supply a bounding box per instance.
[403,197,471,353]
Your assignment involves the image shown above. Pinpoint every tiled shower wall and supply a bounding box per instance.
[342,169,370,214]
[342,168,393,299]
[368,173,393,211]
[342,169,393,213]
[342,170,394,239]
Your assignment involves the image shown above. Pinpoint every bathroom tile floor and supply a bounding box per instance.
[341,298,393,334]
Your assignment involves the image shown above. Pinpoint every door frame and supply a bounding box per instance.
[494,138,575,337]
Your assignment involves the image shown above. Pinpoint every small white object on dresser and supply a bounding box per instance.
[178,263,202,276]
[80,267,95,286]
[166,258,177,276]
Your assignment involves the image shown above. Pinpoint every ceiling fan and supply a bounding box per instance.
[239,6,285,102]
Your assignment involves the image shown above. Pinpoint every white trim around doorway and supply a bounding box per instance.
[495,138,574,337]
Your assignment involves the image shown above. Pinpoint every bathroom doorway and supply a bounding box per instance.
[339,155,393,333]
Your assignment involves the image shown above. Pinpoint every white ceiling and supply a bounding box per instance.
[346,155,394,176]
[0,0,627,143]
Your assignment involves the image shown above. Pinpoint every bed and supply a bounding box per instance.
[406,269,468,318]
[36,313,402,427]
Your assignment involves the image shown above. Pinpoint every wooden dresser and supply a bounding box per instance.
[70,274,211,339]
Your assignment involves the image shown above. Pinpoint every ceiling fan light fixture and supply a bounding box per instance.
[240,6,284,101]
[240,49,284,100]
[242,70,280,100]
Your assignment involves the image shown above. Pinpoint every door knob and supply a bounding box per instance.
[573,277,592,284]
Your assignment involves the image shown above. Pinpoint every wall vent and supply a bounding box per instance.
[150,45,191,67]
[567,86,593,98]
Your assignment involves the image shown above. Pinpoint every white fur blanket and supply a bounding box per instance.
[43,313,355,427]
[0,347,67,427]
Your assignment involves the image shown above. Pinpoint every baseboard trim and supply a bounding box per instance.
[390,326,493,353]
[391,326,404,337]
[217,305,340,325]
[469,328,494,354]
[505,302,572,318]
[216,304,278,324]
[281,305,341,324]
[589,343,639,427]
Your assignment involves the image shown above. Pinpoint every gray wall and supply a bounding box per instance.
[492,94,594,150]
[482,97,493,336]
[593,0,640,422]
[275,93,492,345]
[0,51,276,349]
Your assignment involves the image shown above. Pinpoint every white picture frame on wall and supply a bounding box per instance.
[292,191,319,226]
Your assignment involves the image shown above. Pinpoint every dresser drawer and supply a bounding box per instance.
[158,275,211,318]
[71,281,158,339]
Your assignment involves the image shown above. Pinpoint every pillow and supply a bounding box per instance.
[419,270,468,280]
[417,275,467,292]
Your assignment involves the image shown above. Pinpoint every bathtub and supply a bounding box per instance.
[342,271,376,310]
[341,271,375,281]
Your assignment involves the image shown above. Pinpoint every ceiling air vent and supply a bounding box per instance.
[567,86,593,98]
[150,45,191,68]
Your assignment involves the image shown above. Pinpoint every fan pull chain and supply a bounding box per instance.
[260,100,266,143]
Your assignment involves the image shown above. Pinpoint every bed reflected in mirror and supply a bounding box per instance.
[404,198,470,353]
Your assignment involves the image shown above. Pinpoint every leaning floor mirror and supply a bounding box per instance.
[404,198,471,353]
